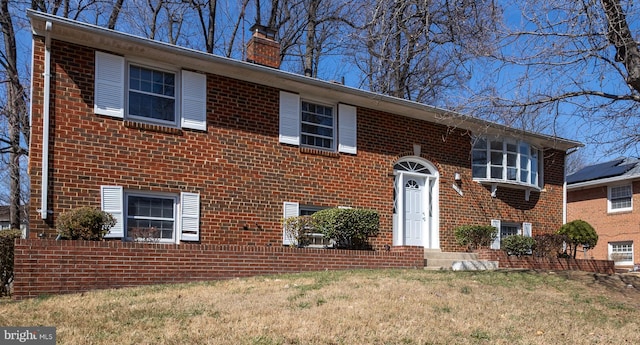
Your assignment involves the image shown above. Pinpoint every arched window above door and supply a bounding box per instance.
[394,160,432,174]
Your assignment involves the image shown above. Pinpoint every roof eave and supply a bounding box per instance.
[28,10,582,152]
[567,175,640,190]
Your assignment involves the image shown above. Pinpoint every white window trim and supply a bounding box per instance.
[125,191,179,243]
[94,51,207,131]
[608,184,633,213]
[300,99,337,151]
[279,91,357,154]
[473,137,542,190]
[282,202,337,247]
[101,185,200,242]
[126,61,180,128]
[609,241,633,266]
[490,220,532,250]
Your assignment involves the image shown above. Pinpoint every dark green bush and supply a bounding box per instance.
[502,235,535,256]
[557,220,598,259]
[533,233,568,258]
[56,207,116,240]
[283,215,317,247]
[454,225,497,250]
[312,208,379,249]
[0,229,22,297]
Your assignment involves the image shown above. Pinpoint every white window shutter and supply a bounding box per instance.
[338,103,357,154]
[522,222,532,237]
[94,51,124,118]
[279,91,300,145]
[490,219,501,249]
[180,192,200,242]
[101,186,124,238]
[181,70,207,131]
[282,202,299,245]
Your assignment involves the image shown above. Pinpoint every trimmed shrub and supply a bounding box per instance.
[312,208,379,249]
[283,215,317,247]
[0,229,22,297]
[557,220,598,259]
[56,207,116,240]
[454,225,497,250]
[533,233,568,258]
[502,235,535,256]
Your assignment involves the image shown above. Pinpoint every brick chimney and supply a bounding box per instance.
[246,24,281,69]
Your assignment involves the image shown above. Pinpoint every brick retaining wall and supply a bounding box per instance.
[475,249,615,274]
[12,240,424,299]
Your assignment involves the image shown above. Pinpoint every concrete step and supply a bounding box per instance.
[424,250,497,271]
[451,260,499,271]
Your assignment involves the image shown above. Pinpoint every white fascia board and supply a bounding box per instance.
[567,175,640,190]
[28,10,582,152]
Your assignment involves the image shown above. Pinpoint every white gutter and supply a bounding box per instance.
[40,20,52,219]
[566,174,640,190]
[563,147,580,225]
[27,9,582,152]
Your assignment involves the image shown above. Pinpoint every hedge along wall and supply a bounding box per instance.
[12,239,424,300]
[475,249,615,274]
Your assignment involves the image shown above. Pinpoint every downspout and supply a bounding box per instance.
[40,21,52,220]
[563,147,580,225]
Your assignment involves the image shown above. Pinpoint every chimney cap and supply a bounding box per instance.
[250,24,277,40]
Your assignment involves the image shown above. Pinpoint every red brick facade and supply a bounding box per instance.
[567,180,640,269]
[27,36,569,252]
[12,240,424,299]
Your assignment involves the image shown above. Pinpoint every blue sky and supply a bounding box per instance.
[7,1,637,177]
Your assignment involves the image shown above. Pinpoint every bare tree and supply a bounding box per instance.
[464,0,640,155]
[352,0,500,104]
[0,0,29,229]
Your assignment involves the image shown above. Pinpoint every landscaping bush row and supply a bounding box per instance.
[454,220,598,258]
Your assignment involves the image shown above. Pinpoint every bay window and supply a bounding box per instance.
[472,137,541,189]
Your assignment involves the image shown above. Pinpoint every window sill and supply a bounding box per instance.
[300,147,340,158]
[607,209,633,215]
[125,120,183,135]
[474,178,541,199]
[474,178,541,191]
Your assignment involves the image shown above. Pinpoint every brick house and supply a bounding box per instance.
[566,157,640,269]
[27,10,580,254]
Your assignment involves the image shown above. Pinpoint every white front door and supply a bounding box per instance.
[404,177,425,246]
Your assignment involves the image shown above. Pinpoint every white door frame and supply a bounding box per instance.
[392,157,439,248]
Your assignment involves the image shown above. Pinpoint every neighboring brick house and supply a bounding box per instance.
[27,10,580,253]
[566,157,640,269]
[0,205,28,238]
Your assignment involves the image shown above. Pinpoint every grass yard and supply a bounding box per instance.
[1,269,639,344]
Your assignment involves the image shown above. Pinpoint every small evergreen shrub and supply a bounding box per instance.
[312,208,379,249]
[454,225,497,250]
[283,215,317,247]
[0,229,22,297]
[533,233,568,258]
[502,235,535,256]
[557,220,598,259]
[56,207,116,240]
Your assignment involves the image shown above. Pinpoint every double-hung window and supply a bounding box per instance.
[94,51,207,131]
[101,186,200,243]
[128,65,176,125]
[609,241,633,266]
[472,137,541,189]
[608,184,632,213]
[301,101,334,150]
[279,91,357,154]
[127,194,177,241]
